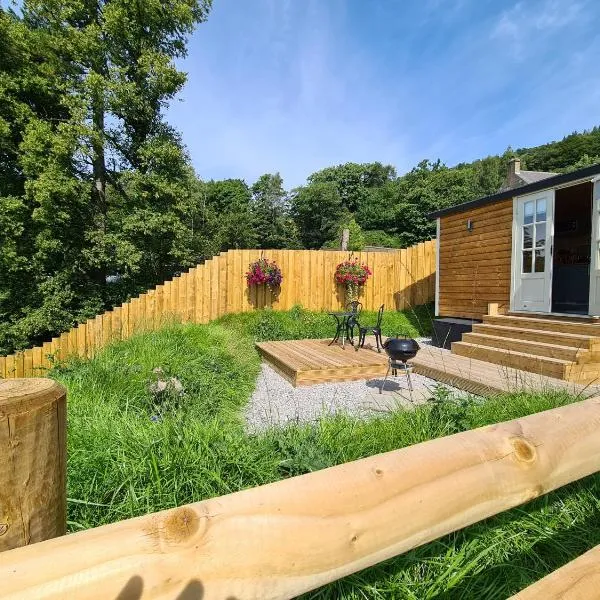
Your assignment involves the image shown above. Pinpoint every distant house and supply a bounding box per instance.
[499,157,557,192]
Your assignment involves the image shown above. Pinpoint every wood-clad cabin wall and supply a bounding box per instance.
[438,199,513,320]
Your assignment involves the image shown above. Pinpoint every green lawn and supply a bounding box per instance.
[52,305,600,599]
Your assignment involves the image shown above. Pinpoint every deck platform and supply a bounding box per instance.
[412,345,600,397]
[255,339,389,386]
[256,338,600,397]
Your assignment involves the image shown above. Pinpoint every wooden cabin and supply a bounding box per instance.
[429,160,600,384]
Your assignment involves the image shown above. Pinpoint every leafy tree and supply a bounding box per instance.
[251,173,300,249]
[0,0,212,353]
[199,179,257,252]
[291,182,347,249]
[323,217,365,251]
[519,128,600,172]
[308,162,396,212]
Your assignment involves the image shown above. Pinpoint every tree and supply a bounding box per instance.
[0,0,212,353]
[251,173,300,249]
[308,161,396,212]
[291,182,347,249]
[197,179,258,252]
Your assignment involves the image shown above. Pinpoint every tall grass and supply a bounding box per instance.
[52,306,600,598]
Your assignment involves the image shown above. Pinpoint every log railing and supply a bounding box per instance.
[1,390,599,599]
[0,242,436,379]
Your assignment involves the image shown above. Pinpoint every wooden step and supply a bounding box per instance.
[565,362,600,385]
[472,324,596,350]
[462,333,585,362]
[451,342,570,379]
[483,315,600,337]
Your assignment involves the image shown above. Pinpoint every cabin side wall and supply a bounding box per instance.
[438,198,513,320]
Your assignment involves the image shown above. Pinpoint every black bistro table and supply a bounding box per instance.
[328,311,357,348]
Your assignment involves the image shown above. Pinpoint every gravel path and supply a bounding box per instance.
[245,338,465,431]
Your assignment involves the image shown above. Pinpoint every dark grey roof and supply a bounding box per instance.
[518,169,558,185]
[498,169,557,192]
[428,163,600,219]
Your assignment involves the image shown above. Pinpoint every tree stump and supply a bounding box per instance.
[0,378,67,551]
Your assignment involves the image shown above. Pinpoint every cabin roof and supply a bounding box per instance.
[427,162,600,219]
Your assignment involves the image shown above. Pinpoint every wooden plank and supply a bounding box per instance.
[184,271,194,323]
[210,257,220,319]
[42,342,53,371]
[32,347,43,376]
[102,312,112,346]
[177,273,187,322]
[240,251,251,312]
[2,395,600,599]
[154,285,164,328]
[120,302,130,342]
[233,251,243,313]
[441,200,513,225]
[226,252,235,314]
[5,354,15,379]
[145,290,155,331]
[58,333,69,363]
[93,315,103,353]
[112,307,122,342]
[67,329,77,360]
[77,324,86,359]
[23,349,33,378]
[14,352,24,378]
[203,261,212,322]
[219,254,228,316]
[511,544,600,599]
[0,356,6,379]
[192,265,203,324]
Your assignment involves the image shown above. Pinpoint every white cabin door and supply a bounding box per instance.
[512,191,554,312]
[588,178,600,315]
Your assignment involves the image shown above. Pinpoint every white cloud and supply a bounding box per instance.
[492,0,586,59]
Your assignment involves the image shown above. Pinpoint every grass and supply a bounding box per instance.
[51,305,600,598]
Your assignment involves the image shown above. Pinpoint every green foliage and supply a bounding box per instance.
[251,173,301,249]
[519,127,600,172]
[0,1,212,353]
[291,182,347,249]
[216,304,433,341]
[345,217,366,251]
[308,161,397,212]
[55,317,600,598]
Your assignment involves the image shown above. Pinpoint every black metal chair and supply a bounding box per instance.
[356,304,384,352]
[345,301,362,344]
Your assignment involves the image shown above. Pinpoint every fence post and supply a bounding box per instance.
[0,378,67,552]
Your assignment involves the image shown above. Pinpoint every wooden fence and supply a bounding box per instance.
[0,391,599,599]
[0,242,436,379]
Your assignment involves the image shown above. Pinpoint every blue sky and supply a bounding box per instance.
[170,0,600,187]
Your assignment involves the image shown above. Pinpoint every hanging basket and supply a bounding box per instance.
[334,259,371,303]
[245,258,282,291]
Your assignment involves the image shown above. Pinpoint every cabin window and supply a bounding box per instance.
[521,199,547,273]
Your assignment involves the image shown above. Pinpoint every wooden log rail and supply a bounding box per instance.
[1,396,600,599]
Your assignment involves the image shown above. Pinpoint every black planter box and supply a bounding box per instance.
[432,317,480,350]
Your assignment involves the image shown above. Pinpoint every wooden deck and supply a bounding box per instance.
[256,338,600,397]
[255,339,389,386]
[412,345,600,397]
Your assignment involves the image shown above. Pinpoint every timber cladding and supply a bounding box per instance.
[438,198,513,320]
